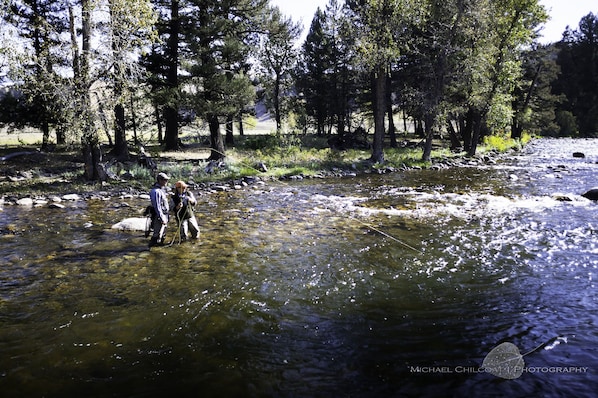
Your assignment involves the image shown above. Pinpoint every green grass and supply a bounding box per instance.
[1,129,535,197]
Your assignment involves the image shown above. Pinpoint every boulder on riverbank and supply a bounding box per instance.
[581,188,598,201]
[111,217,149,231]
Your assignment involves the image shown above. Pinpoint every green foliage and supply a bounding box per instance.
[382,147,430,169]
[124,164,154,182]
[482,132,532,152]
[487,95,515,133]
[553,12,598,137]
[240,134,281,150]
[555,110,578,137]
[257,6,302,133]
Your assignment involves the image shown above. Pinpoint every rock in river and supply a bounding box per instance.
[581,188,598,201]
[112,217,149,231]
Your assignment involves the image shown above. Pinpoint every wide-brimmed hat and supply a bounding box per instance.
[157,172,170,181]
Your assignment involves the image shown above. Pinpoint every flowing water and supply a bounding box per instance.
[1,138,597,397]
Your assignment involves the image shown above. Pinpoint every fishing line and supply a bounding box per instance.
[347,215,422,254]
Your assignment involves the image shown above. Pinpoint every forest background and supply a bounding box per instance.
[0,0,597,189]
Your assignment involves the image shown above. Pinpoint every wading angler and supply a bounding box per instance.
[171,180,200,243]
[148,172,170,247]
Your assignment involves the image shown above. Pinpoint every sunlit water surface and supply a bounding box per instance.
[1,138,597,397]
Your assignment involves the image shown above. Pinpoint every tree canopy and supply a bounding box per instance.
[1,0,596,180]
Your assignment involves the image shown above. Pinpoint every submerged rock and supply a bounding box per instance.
[111,217,149,231]
[581,188,598,201]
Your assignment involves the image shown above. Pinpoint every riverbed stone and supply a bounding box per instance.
[62,193,81,201]
[581,188,598,201]
[111,217,149,231]
[16,198,34,206]
[552,193,574,202]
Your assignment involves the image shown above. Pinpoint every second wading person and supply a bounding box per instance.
[172,180,200,242]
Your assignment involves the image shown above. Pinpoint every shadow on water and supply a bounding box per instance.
[1,139,597,397]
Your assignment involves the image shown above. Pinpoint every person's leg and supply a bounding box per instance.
[180,219,189,241]
[188,216,200,239]
[150,217,166,247]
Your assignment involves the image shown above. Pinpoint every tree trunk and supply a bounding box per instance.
[447,118,462,150]
[422,113,434,162]
[461,108,474,152]
[386,73,397,148]
[82,138,106,181]
[511,119,523,140]
[208,114,225,160]
[154,105,163,144]
[225,114,234,146]
[94,92,113,146]
[370,67,386,163]
[238,114,244,136]
[274,75,281,134]
[109,0,127,156]
[130,93,139,145]
[113,103,129,159]
[415,119,424,138]
[467,109,483,157]
[163,0,179,150]
[164,105,178,150]
[41,121,50,150]
[79,0,105,181]
[56,127,65,145]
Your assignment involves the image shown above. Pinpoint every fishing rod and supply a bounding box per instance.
[168,193,195,246]
[168,206,185,246]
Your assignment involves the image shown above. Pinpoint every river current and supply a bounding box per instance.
[0,138,596,397]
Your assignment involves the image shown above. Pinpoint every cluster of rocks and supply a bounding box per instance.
[0,175,271,210]
[1,193,83,208]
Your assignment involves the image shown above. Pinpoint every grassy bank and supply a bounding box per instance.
[0,132,533,197]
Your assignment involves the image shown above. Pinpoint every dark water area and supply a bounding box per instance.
[1,138,597,397]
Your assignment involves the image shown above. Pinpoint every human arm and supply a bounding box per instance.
[186,191,197,206]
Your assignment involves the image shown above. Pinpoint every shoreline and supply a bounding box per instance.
[0,147,513,208]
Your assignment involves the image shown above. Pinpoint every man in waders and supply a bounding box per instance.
[172,180,200,241]
[149,172,170,247]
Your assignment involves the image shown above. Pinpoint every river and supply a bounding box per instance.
[0,138,596,397]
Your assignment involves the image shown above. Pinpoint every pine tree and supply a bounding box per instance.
[2,0,69,148]
[297,7,332,136]
[258,6,302,134]
[186,0,267,160]
[554,13,598,137]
